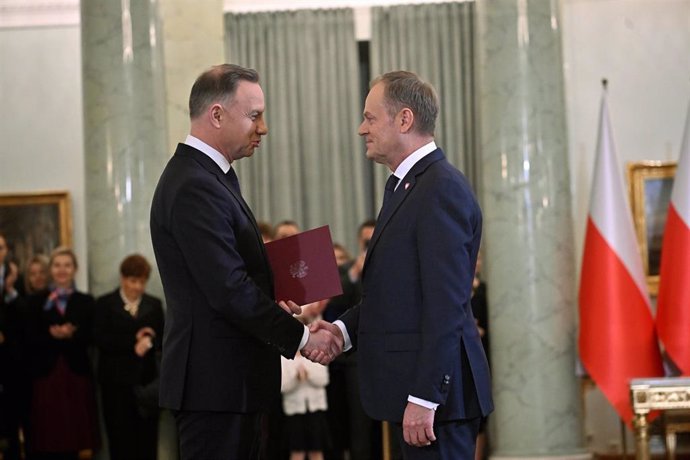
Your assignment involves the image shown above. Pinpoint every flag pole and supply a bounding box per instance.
[604,79,629,458]
[621,418,628,458]
[578,77,664,425]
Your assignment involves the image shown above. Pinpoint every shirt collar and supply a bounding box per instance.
[392,141,437,185]
[119,288,141,307]
[185,134,231,174]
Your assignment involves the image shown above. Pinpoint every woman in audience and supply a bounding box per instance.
[94,254,163,460]
[24,254,50,295]
[24,247,100,460]
[0,232,23,460]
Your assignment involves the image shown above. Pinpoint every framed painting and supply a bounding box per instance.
[627,161,677,295]
[0,191,72,273]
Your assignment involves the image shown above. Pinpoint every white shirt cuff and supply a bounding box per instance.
[298,325,310,351]
[333,320,352,352]
[408,396,439,411]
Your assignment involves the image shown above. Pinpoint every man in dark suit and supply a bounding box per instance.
[150,64,341,460]
[309,71,493,459]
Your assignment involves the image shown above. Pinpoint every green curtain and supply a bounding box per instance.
[225,9,370,253]
[370,2,478,202]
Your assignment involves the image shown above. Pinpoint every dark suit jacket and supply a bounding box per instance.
[94,289,164,386]
[24,290,95,378]
[340,149,493,423]
[150,143,304,413]
[323,262,362,323]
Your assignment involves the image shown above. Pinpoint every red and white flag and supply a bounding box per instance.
[657,102,690,375]
[579,88,664,425]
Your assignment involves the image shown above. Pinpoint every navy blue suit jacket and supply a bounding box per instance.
[340,149,493,423]
[150,143,304,413]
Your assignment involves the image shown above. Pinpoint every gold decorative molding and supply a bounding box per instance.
[630,378,690,460]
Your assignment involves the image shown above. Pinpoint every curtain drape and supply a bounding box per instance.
[225,9,369,253]
[370,2,478,202]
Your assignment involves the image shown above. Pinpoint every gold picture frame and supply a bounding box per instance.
[627,161,677,295]
[0,191,72,272]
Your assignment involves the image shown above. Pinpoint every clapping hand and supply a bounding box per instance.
[301,320,344,365]
[49,322,77,340]
[135,327,155,357]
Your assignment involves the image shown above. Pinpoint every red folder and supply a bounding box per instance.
[265,225,343,305]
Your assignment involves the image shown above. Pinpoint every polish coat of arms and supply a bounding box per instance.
[289,260,309,279]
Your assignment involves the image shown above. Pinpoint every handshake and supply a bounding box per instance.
[279,300,345,365]
[302,320,344,365]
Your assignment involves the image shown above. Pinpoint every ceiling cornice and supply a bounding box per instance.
[0,0,79,29]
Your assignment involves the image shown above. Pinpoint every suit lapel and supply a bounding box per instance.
[363,149,445,274]
[177,145,274,287]
[217,172,274,286]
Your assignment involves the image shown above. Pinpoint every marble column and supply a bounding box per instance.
[476,1,587,458]
[81,0,169,298]
[159,0,224,154]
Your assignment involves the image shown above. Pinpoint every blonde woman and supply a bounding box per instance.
[24,247,100,459]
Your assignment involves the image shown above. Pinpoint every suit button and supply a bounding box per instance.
[443,375,451,384]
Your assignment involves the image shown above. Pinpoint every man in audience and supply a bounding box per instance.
[274,220,300,240]
[257,221,275,243]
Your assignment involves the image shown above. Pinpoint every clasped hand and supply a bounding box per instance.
[302,320,344,365]
[277,301,343,365]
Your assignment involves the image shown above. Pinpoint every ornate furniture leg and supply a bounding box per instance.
[633,413,650,460]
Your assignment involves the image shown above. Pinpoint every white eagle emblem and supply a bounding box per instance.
[289,260,309,279]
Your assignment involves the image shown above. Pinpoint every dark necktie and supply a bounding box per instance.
[382,174,399,209]
[226,167,241,195]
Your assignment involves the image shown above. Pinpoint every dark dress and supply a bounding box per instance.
[24,289,101,457]
[94,289,164,460]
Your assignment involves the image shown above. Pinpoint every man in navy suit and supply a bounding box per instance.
[150,64,342,460]
[310,71,493,459]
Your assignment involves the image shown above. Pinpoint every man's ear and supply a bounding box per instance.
[209,103,223,128]
[399,107,414,133]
